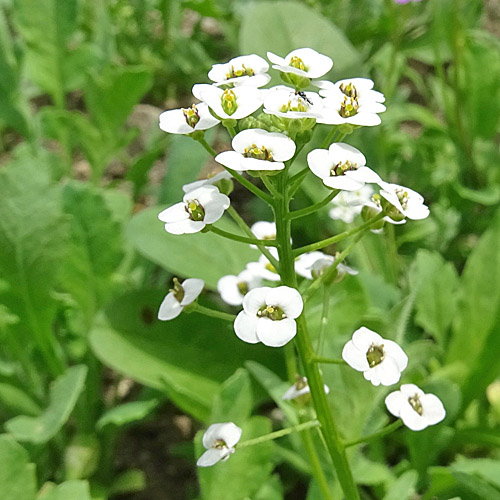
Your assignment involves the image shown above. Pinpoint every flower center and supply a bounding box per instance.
[408,393,424,416]
[265,262,278,275]
[226,64,255,79]
[243,144,274,161]
[221,89,238,116]
[182,104,201,128]
[295,376,308,391]
[366,343,385,367]
[371,193,382,207]
[213,438,228,450]
[185,199,205,221]
[237,281,249,295]
[395,189,409,210]
[330,160,358,176]
[280,97,308,113]
[257,304,287,320]
[289,55,307,71]
[339,96,359,118]
[339,82,358,99]
[169,277,185,303]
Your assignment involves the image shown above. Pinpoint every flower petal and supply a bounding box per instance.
[342,340,369,371]
[196,448,226,467]
[158,293,183,321]
[234,311,259,343]
[158,202,189,223]
[266,286,303,318]
[256,317,297,347]
[351,327,382,352]
[421,394,446,425]
[385,390,408,417]
[181,278,205,306]
[242,287,271,315]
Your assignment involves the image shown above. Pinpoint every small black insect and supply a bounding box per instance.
[295,91,313,106]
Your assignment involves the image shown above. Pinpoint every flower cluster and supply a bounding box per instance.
[155,47,442,469]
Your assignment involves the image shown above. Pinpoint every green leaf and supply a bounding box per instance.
[409,250,459,347]
[0,9,31,136]
[0,434,37,500]
[0,157,68,374]
[254,475,284,500]
[60,182,124,327]
[6,365,87,444]
[239,1,362,79]
[452,458,500,490]
[84,66,153,134]
[63,434,100,480]
[89,290,284,423]
[211,369,253,425]
[96,399,160,430]
[0,383,41,417]
[382,470,418,500]
[447,211,500,368]
[109,469,146,496]
[13,0,78,103]
[127,210,259,289]
[196,416,274,500]
[37,480,91,500]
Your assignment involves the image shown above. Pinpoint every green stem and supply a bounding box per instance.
[190,303,236,322]
[226,206,279,269]
[195,136,273,205]
[320,127,340,149]
[208,225,278,247]
[344,420,403,448]
[274,169,360,500]
[293,212,386,257]
[288,166,310,197]
[289,190,339,220]
[260,174,282,199]
[237,420,320,449]
[312,356,345,365]
[316,285,331,355]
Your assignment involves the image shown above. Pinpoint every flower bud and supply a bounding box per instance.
[361,205,386,229]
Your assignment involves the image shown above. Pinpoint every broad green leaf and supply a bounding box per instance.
[447,211,500,367]
[452,458,500,489]
[211,369,253,425]
[352,453,394,486]
[0,434,36,500]
[13,0,78,103]
[37,481,91,500]
[6,365,87,443]
[60,182,124,327]
[0,158,68,372]
[96,399,160,430]
[382,470,417,500]
[409,250,459,347]
[158,133,213,205]
[196,416,274,500]
[84,66,153,134]
[127,210,259,289]
[254,475,284,500]
[239,1,362,79]
[89,290,284,422]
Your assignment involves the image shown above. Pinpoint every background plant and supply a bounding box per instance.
[0,0,499,499]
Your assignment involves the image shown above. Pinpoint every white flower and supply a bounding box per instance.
[182,170,232,193]
[234,286,303,347]
[208,54,271,88]
[246,249,280,282]
[267,48,333,79]
[342,327,408,386]
[215,128,296,172]
[158,185,230,235]
[317,79,386,127]
[196,85,263,120]
[251,221,277,241]
[329,186,374,223]
[264,86,323,120]
[307,143,381,191]
[158,278,204,321]
[377,181,430,221]
[282,376,330,400]
[385,384,446,431]
[314,78,385,105]
[217,269,262,306]
[159,102,220,134]
[197,422,242,467]
[295,251,357,280]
